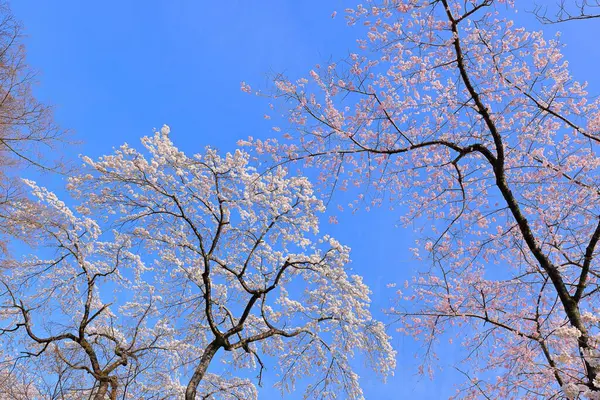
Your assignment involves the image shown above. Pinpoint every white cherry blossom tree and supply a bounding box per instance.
[1,127,395,399]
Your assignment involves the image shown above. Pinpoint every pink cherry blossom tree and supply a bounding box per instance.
[245,0,600,398]
[1,127,394,399]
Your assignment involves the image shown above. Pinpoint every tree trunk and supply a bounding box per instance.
[185,340,221,400]
[94,381,109,400]
[93,377,118,400]
[110,377,118,400]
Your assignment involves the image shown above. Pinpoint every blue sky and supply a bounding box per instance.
[11,1,600,398]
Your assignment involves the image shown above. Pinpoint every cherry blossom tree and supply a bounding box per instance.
[244,0,600,398]
[1,127,395,399]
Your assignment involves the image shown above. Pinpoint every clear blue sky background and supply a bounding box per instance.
[11,1,600,398]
